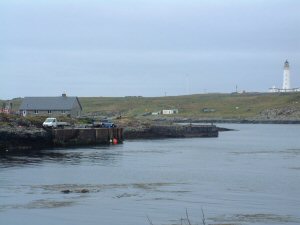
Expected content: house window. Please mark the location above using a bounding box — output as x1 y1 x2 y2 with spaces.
61 110 66 114
48 110 52 114
34 110 39 114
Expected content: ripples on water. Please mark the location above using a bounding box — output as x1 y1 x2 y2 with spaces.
0 146 123 168
0 124 300 225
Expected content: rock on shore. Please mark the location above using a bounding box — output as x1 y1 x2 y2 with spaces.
0 126 52 151
124 124 218 139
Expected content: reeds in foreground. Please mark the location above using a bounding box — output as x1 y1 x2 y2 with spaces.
147 208 206 225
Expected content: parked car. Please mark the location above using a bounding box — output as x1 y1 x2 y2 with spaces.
92 119 116 128
43 118 70 128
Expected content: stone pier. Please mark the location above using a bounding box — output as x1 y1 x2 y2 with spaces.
52 128 124 146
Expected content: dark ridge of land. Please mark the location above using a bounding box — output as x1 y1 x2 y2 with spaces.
0 114 219 151
124 124 219 139
0 124 219 151
152 117 300 124
0 126 52 151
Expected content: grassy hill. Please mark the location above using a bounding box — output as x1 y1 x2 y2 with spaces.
2 92 300 121
79 92 300 120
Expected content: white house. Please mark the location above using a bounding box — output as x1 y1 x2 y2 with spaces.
161 109 179 115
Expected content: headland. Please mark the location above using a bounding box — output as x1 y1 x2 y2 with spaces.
1 92 300 150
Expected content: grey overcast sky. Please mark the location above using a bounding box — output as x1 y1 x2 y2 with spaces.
1 0 299 99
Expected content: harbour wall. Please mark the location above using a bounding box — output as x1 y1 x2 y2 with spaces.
1 125 218 151
53 128 124 146
0 127 124 151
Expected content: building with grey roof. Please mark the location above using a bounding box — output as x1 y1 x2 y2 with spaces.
19 93 82 117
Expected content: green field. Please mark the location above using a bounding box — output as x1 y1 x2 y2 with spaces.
79 92 300 120
2 92 300 120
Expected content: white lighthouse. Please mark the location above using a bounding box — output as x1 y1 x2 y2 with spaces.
282 60 291 90
269 60 300 93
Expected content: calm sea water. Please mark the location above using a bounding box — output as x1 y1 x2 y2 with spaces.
0 124 300 225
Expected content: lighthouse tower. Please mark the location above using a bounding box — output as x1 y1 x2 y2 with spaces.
282 60 291 90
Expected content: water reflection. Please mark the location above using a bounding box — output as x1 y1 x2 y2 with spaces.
0 146 123 168
0 198 78 211
0 182 184 212
1 124 300 225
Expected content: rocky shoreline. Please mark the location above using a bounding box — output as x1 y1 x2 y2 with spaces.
1 112 299 151
191 119 300 124
153 117 300 124
0 126 52 151
0 124 220 151
124 124 219 139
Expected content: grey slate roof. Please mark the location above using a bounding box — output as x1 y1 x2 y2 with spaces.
19 96 82 111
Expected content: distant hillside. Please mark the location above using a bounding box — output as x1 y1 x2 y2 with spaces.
79 92 300 120
3 93 300 121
